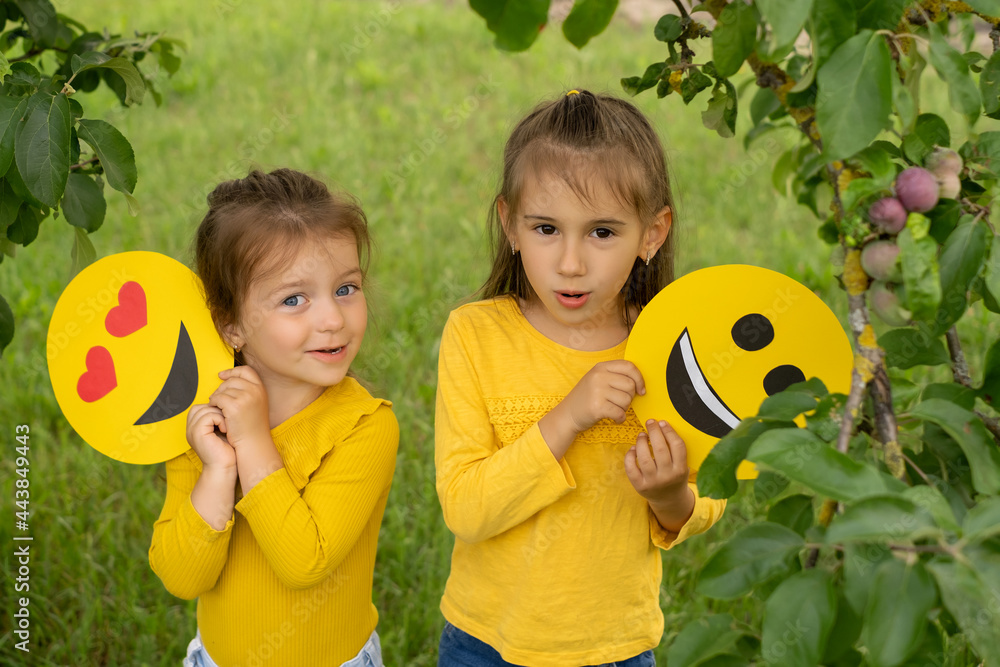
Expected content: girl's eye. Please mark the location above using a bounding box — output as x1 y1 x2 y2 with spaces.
336 284 358 297
592 227 614 239
282 295 304 307
536 224 556 235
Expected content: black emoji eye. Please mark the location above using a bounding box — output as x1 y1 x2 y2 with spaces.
732 313 774 351
764 365 806 396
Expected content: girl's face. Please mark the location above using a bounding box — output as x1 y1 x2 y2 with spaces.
228 234 367 405
503 169 669 351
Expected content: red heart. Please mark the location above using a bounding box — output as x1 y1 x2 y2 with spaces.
105 281 147 337
77 346 117 402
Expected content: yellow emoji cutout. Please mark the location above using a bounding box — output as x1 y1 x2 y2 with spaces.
626 264 852 479
47 251 233 464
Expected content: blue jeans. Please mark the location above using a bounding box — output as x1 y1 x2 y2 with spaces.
438 622 656 667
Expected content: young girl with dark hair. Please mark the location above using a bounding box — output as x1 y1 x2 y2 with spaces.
435 90 727 667
150 168 398 667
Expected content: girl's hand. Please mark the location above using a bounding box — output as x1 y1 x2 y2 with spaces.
186 403 236 472
539 360 645 461
209 366 271 449
625 419 695 533
563 359 645 432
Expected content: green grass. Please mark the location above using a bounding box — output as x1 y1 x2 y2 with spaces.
0 2 997 665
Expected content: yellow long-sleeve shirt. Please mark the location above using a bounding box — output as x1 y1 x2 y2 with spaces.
149 378 398 667
435 296 727 667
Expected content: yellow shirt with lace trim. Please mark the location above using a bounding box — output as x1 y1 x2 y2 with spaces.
435 296 727 667
149 378 398 667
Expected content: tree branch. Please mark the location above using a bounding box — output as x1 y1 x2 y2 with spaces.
670 0 690 20
69 157 99 171
975 409 1000 444
946 326 973 387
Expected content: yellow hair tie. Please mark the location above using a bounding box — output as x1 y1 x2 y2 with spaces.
567 90 580 96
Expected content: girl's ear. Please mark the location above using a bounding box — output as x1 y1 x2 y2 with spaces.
222 322 244 351
498 197 516 250
641 205 672 259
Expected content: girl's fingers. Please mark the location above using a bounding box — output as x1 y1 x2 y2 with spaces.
606 360 646 397
219 365 262 385
646 419 674 467
659 420 688 469
635 432 656 475
624 446 643 485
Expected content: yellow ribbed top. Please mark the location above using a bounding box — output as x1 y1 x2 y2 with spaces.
149 378 398 666
435 296 727 667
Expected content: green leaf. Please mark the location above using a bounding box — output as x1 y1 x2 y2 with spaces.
654 14 683 42
927 22 981 120
762 570 836 667
0 53 9 82
0 95 26 178
893 70 917 132
928 559 1000 664
702 82 737 138
758 390 819 420
562 0 617 48
747 428 906 501
61 173 106 233
754 470 790 504
766 494 814 536
76 119 137 195
910 399 1000 495
901 484 961 534
922 382 976 410
0 180 21 233
853 144 896 186
863 559 938 667
981 338 1000 404
897 227 941 322
667 614 747 667
982 237 1000 317
902 113 950 164
712 0 758 78
981 51 1000 118
470 0 550 51
0 292 12 355
680 67 714 104
69 226 95 278
879 328 950 369
963 496 1000 541
932 219 989 335
816 31 893 160
698 419 795 499
13 0 70 49
697 523 804 599
841 176 887 215
757 0 814 49
808 0 856 71
13 92 70 208
69 52 146 106
826 495 937 543
6 204 40 246
855 0 907 31
843 543 894 616
965 0 1000 15
621 62 667 96
750 87 782 127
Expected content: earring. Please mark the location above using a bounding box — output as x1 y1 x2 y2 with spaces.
233 344 242 354
511 241 517 256
645 251 652 266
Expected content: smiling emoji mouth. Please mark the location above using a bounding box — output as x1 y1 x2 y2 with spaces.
666 328 742 438
134 322 199 425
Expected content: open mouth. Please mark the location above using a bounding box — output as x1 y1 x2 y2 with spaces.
665 328 741 437
134 322 199 425
556 292 589 308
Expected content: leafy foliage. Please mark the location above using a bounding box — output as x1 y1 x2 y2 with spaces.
470 0 1000 663
0 0 182 354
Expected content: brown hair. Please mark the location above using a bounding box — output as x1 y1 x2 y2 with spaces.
479 89 675 328
194 168 371 362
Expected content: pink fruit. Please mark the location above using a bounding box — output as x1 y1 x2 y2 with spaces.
925 147 963 177
895 167 939 213
937 172 961 200
868 197 907 234
869 281 911 327
860 240 902 282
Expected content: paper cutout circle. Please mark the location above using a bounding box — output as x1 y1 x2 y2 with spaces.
47 251 233 464
626 264 852 479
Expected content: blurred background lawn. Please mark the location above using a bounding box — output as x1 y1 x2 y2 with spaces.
0 1 996 665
